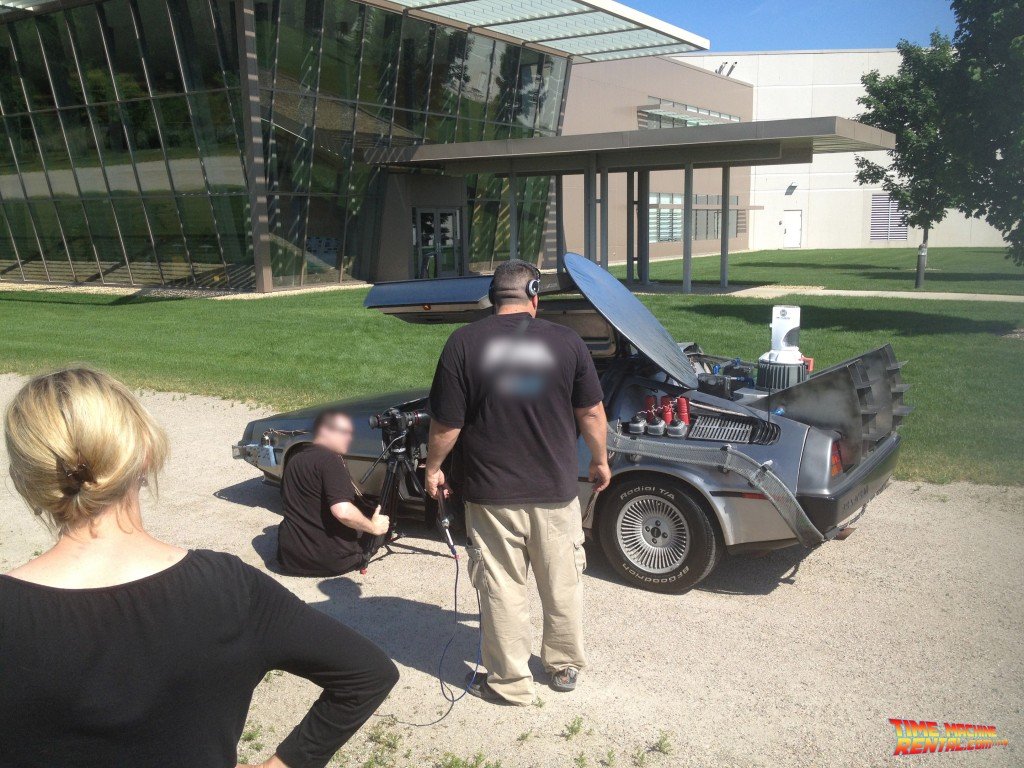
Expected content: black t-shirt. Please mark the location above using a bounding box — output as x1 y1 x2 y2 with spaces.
429 312 604 504
278 444 364 577
0 549 399 768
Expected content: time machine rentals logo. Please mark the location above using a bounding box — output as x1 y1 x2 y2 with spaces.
889 719 1009 756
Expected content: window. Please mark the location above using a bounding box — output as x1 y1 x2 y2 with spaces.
870 194 908 240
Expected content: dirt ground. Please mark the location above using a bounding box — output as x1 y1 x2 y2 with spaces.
1 372 1021 768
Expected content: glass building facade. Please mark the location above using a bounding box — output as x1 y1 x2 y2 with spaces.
0 0 568 290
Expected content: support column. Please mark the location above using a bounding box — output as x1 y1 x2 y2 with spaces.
236 0 272 292
720 166 730 290
637 170 650 285
555 174 565 272
683 164 693 294
599 167 609 269
625 170 635 283
584 156 597 261
508 171 518 260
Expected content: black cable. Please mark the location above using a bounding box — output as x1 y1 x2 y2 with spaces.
373 542 483 728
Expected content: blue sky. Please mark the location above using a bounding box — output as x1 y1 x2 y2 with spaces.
630 0 955 52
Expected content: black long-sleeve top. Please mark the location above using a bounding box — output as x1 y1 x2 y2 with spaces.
0 549 399 768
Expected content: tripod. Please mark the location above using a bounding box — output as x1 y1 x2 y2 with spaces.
358 432 424 574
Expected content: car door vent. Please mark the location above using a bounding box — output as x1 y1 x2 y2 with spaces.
687 415 754 443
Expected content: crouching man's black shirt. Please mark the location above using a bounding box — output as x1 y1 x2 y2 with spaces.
278 444 364 576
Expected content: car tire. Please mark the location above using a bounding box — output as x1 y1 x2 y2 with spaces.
597 475 722 594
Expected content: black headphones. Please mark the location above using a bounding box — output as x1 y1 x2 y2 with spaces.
488 264 541 306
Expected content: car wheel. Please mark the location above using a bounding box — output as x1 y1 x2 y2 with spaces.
597 475 722 594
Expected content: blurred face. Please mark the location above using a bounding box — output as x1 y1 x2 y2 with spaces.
317 413 354 454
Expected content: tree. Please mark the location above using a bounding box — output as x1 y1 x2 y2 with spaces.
855 34 960 288
944 0 1024 265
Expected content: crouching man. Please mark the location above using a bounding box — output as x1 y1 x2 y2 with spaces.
424 259 611 706
277 409 390 577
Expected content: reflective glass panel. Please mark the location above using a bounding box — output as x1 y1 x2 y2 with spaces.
29 201 71 272
145 195 192 279
488 41 520 126
61 107 107 197
189 90 245 193
319 0 362 101
151 96 205 193
81 197 129 277
109 195 158 270
64 6 118 105
8 20 55 110
135 0 186 95
0 118 25 199
458 33 494 125
0 28 29 114
395 16 432 116
428 28 466 117
358 6 401 107
94 1 150 101
210 0 239 86
38 14 85 109
536 54 566 135
275 0 324 93
178 194 228 286
167 0 231 91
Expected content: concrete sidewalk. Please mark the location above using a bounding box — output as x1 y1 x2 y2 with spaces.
726 284 1024 303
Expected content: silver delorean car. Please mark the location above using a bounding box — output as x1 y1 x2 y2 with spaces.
233 253 908 593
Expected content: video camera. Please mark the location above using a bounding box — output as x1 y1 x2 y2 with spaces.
367 407 430 436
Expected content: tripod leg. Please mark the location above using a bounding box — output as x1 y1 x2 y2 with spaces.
362 459 399 574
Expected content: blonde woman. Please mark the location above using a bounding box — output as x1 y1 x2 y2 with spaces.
0 368 398 768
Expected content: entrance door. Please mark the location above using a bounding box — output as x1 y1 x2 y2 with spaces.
783 209 802 248
415 208 461 278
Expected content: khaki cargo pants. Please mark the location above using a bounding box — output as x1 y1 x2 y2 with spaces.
464 498 588 705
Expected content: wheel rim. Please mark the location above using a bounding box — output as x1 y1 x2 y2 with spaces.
616 494 690 574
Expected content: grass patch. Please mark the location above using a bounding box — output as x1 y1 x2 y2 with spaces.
610 247 1024 295
0 285 1021 485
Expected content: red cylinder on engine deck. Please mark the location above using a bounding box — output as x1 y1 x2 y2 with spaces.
676 397 691 425
661 404 673 424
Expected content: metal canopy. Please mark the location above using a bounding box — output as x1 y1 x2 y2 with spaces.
372 0 708 60
368 116 896 176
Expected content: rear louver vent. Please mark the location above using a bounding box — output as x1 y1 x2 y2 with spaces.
688 415 753 443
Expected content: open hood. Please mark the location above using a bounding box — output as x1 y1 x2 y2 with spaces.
563 253 698 390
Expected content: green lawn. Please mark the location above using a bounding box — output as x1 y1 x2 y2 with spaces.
1 286 1021 485
610 247 1024 295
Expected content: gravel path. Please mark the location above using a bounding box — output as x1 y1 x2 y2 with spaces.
1 373 1020 768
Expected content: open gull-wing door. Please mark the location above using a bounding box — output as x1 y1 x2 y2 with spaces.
364 272 572 324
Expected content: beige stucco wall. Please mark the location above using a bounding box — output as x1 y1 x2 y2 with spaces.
557 58 754 264
679 49 1008 251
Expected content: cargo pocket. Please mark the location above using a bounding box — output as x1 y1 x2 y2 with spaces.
572 534 587 579
465 545 488 595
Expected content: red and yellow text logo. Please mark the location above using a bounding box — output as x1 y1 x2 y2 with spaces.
889 719 1009 755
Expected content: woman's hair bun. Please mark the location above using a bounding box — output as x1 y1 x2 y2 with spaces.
4 368 168 531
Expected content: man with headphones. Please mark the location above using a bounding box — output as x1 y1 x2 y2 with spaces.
424 259 610 706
